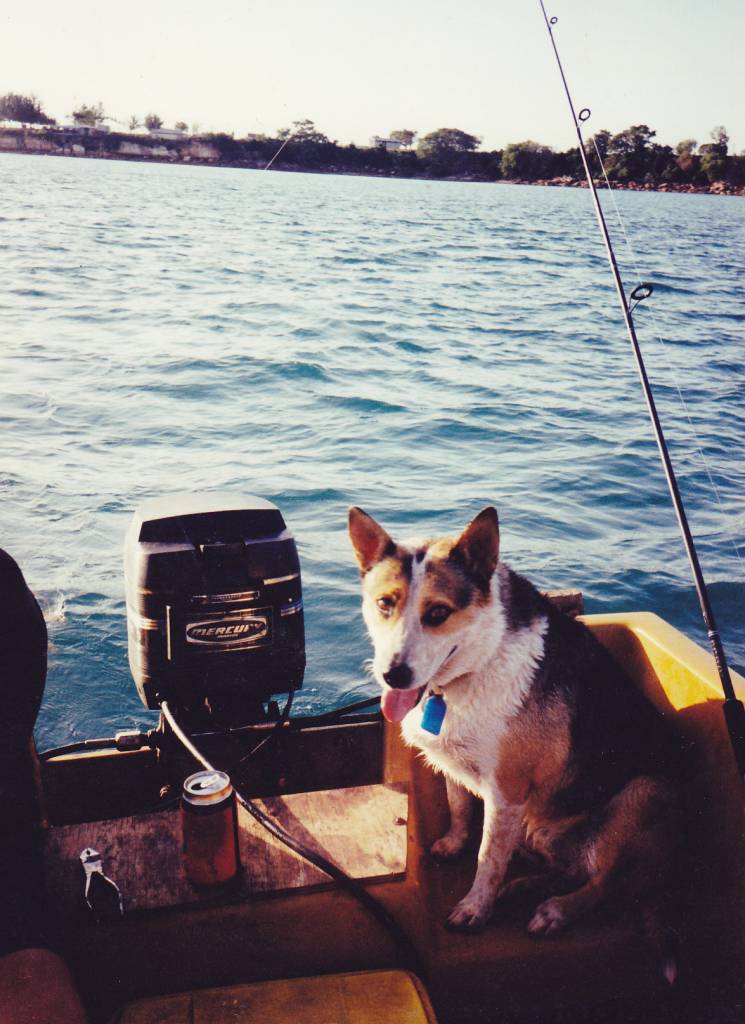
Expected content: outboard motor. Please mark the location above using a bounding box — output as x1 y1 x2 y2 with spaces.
124 493 305 723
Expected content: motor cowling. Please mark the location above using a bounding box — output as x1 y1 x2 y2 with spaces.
124 493 305 714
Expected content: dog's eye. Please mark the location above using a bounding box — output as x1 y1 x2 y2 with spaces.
376 595 396 617
423 604 452 627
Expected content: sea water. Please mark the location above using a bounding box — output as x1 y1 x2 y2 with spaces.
1 152 743 748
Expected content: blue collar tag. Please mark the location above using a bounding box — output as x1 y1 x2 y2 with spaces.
421 693 447 735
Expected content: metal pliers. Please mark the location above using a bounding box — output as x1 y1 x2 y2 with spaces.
79 847 124 921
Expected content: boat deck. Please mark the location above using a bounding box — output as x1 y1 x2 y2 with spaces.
39 614 745 1023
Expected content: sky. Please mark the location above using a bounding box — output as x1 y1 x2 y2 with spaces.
1 0 743 154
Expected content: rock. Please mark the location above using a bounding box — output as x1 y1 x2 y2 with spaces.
24 136 57 153
183 142 219 161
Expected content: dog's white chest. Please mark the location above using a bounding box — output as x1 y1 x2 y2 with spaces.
401 695 504 798
400 641 542 800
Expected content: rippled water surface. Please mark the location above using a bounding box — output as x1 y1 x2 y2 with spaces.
1 152 743 747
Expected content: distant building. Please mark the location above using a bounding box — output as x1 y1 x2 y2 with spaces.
371 136 403 152
148 127 187 141
66 122 110 135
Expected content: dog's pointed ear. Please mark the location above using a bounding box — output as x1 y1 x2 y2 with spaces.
451 507 500 593
348 507 395 574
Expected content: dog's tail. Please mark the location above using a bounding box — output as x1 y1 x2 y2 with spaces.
640 898 679 985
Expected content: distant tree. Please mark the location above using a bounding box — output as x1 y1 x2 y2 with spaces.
276 119 330 144
174 121 188 132
710 125 729 152
584 128 611 175
698 148 724 183
417 128 480 159
605 124 656 181
198 132 244 160
727 152 745 188
0 92 55 126
144 113 163 131
501 140 555 179
553 145 583 178
674 138 697 176
71 102 106 127
390 128 416 147
588 129 611 160
697 125 729 182
415 129 481 177
468 148 503 180
127 115 141 131
675 138 697 159
647 143 676 182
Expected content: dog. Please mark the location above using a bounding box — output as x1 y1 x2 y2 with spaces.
349 505 684 979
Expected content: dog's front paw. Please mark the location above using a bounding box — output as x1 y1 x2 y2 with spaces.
527 897 568 936
445 893 492 933
430 830 468 861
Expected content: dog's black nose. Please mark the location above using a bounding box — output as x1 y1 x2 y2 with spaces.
383 663 413 689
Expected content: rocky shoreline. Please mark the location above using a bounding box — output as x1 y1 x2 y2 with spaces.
1 128 742 197
520 174 742 196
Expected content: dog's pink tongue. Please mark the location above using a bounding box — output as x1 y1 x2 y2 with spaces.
380 686 420 723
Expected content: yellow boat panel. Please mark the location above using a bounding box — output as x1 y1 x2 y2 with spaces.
113 970 438 1024
582 611 745 711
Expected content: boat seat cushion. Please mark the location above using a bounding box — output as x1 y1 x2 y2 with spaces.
113 969 438 1023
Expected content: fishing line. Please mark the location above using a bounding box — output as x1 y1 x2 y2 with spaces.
264 135 293 171
538 0 745 778
586 134 745 575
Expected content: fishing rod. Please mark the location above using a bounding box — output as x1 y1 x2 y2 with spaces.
538 1 745 778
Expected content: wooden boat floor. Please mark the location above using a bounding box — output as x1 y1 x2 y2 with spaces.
50 758 661 1023
44 783 408 915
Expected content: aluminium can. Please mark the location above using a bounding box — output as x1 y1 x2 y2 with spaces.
181 769 241 887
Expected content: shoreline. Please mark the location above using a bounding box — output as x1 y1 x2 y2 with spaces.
1 129 742 197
